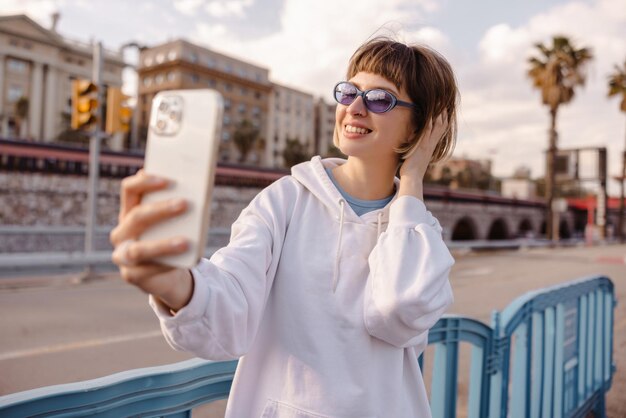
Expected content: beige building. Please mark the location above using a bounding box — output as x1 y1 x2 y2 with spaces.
137 39 272 165
267 82 315 167
314 98 336 157
0 14 125 144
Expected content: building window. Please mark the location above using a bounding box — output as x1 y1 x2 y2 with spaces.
155 53 165 64
7 58 28 73
7 85 23 103
222 131 230 141
207 79 217 88
143 76 152 87
224 63 233 73
256 73 263 82
190 52 199 63
240 87 248 96
255 91 262 100
143 56 153 67
168 50 178 61
206 57 215 68
238 103 246 113
167 71 176 82
224 83 233 92
191 73 199 83
155 74 164 84
224 115 231 125
237 68 246 78
224 99 231 110
252 106 260 116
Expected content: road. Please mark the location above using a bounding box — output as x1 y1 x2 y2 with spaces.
1 244 625 417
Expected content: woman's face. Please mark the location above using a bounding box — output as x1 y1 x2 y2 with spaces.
334 71 414 163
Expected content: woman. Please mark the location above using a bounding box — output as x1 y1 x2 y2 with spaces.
111 37 459 417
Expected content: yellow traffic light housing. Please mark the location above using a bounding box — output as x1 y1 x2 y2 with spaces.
106 87 132 134
71 79 98 130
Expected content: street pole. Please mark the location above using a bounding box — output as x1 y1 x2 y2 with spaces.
82 41 103 279
618 118 626 242
546 127 558 242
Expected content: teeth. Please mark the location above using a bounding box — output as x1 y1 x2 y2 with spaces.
346 125 370 134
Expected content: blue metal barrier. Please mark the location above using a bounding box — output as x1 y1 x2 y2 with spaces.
0 276 616 418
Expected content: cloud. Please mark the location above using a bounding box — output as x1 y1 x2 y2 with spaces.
457 0 626 195
173 0 204 16
190 0 441 98
205 0 254 18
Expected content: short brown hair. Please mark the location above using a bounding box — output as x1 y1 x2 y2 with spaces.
338 37 459 164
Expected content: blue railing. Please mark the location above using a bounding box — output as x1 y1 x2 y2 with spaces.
0 275 616 418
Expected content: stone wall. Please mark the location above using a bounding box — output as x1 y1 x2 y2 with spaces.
0 172 262 252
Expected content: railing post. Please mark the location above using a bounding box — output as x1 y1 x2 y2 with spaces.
488 310 503 418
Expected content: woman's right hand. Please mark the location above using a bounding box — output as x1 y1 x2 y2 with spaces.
110 170 194 311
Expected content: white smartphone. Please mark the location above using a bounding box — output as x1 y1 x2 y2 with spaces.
140 89 223 269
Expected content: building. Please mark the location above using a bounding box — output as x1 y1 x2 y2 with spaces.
314 98 336 157
0 14 125 144
266 82 315 167
137 39 272 165
429 157 493 189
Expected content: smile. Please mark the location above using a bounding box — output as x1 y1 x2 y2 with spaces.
344 125 372 135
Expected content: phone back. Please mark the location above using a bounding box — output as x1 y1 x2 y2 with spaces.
141 89 223 269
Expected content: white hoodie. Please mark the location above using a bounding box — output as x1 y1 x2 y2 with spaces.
150 156 455 418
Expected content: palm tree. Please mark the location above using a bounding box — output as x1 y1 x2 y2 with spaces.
608 59 626 241
527 35 593 240
233 119 259 163
14 96 29 138
282 137 310 168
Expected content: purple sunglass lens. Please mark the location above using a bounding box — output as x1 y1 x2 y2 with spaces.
364 90 393 113
335 83 357 105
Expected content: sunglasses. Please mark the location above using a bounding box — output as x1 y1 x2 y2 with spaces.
333 81 416 114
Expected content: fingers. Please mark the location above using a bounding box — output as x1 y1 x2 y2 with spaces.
112 236 189 267
119 264 175 287
119 170 170 222
110 198 187 245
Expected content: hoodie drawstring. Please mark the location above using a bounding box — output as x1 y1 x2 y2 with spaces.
332 199 345 293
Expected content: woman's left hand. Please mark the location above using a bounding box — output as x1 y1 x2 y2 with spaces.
397 112 449 200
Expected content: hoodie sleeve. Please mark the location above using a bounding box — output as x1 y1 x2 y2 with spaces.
149 178 294 361
363 195 454 349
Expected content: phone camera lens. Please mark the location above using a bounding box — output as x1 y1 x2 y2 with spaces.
156 119 167 131
158 101 169 112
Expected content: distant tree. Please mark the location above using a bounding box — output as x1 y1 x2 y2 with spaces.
607 59 626 240
439 166 453 186
456 166 475 189
527 35 593 239
14 96 29 138
282 138 311 168
233 119 259 163
55 111 89 145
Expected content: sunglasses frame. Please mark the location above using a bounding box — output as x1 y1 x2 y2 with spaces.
333 81 416 114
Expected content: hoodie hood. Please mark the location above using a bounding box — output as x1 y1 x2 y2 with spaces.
291 156 399 224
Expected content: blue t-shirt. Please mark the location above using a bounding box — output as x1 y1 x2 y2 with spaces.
325 167 394 216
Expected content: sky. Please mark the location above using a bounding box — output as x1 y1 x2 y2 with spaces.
2 0 626 195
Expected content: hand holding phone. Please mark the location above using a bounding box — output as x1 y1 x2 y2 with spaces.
139 89 224 269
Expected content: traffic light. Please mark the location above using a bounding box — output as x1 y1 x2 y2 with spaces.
106 87 132 134
71 79 98 130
